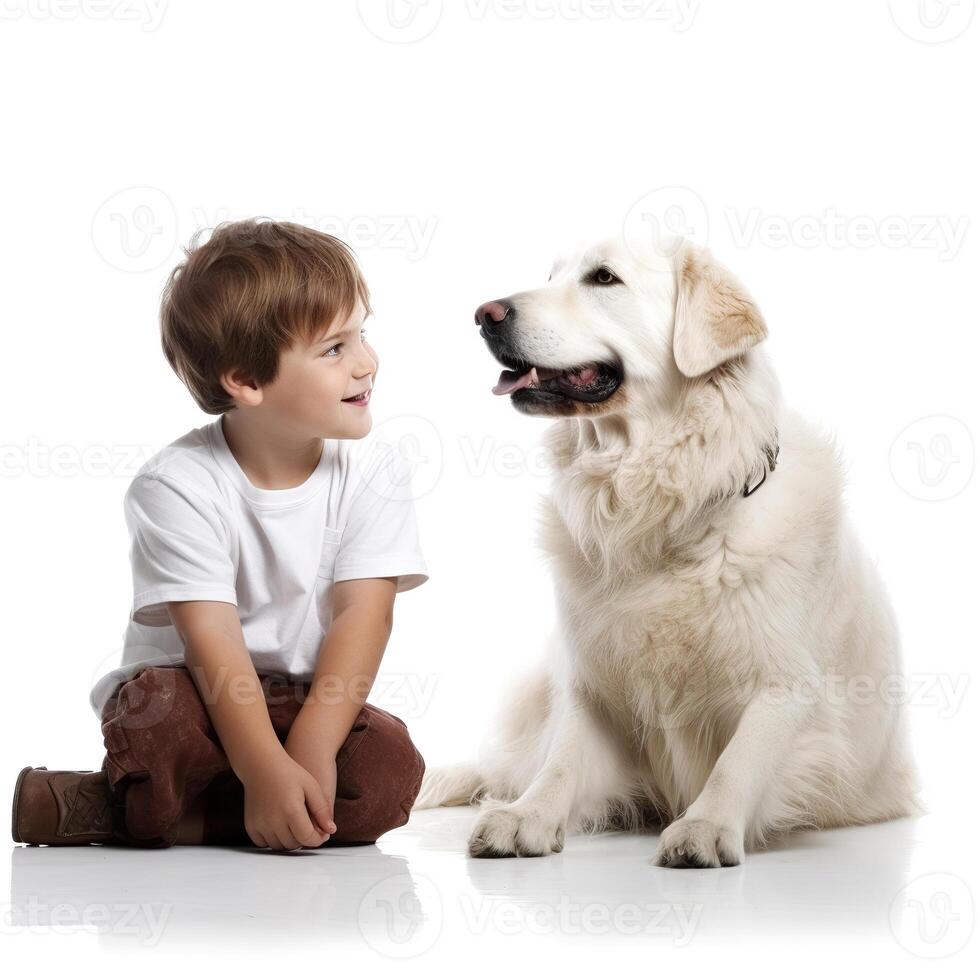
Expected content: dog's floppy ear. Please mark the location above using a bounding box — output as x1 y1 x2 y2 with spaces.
672 246 767 378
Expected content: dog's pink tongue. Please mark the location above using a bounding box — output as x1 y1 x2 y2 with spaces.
492 366 538 396
566 365 598 386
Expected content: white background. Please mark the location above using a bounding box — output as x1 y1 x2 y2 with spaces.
1 0 978 974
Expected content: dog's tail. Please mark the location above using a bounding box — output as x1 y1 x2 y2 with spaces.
414 762 485 810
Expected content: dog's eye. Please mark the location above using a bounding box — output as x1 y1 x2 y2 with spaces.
587 266 622 286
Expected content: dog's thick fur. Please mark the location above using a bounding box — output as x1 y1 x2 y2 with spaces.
417 233 922 867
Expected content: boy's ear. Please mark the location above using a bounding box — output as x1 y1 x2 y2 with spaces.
219 367 263 406
672 245 767 378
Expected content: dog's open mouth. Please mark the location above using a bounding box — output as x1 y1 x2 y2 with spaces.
491 360 622 403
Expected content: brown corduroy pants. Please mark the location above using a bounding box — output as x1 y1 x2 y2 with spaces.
98 665 425 848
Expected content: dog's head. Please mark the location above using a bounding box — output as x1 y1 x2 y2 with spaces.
475 234 767 418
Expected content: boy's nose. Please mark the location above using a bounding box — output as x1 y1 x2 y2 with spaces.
474 300 511 337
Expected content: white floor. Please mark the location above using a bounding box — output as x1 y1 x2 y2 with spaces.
3 807 975 975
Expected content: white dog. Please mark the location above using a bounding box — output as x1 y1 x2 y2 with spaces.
417 232 922 867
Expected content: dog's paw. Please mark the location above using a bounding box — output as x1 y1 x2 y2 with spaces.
652 818 744 869
468 804 566 858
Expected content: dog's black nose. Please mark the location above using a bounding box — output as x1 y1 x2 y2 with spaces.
475 300 512 337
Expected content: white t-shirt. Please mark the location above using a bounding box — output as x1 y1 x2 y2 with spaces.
89 417 429 717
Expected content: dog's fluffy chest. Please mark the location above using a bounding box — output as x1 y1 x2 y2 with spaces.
558 551 766 692
543 497 776 740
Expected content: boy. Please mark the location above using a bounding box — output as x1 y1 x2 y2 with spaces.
12 220 429 851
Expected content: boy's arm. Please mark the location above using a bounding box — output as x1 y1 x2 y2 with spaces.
167 599 285 782
290 576 398 754
167 599 336 848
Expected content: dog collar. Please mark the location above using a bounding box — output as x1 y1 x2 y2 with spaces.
742 430 779 498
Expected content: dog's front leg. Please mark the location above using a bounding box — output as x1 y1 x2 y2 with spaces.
653 691 809 868
468 690 620 858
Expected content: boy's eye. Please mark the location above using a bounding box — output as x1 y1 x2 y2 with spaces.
322 327 368 358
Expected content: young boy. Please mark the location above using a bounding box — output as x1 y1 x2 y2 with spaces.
12 220 429 851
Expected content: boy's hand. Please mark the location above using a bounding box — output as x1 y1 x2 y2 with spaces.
240 751 336 850
284 711 339 833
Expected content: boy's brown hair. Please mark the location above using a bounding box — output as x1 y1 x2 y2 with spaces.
160 219 371 415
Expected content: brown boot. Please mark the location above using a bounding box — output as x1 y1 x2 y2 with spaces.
12 766 115 845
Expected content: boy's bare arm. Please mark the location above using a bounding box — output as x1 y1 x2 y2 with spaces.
282 577 397 809
297 576 398 751
167 600 283 780
167 600 335 849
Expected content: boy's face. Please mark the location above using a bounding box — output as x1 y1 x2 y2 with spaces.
261 300 378 440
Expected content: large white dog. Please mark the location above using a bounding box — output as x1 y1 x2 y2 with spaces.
416 233 921 867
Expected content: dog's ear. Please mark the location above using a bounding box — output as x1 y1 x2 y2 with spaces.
672 246 767 378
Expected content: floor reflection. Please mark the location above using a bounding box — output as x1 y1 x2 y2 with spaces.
7 807 932 952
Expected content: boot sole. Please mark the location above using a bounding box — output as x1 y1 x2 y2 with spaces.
11 765 45 845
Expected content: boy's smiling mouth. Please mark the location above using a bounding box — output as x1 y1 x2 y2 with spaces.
342 388 372 406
